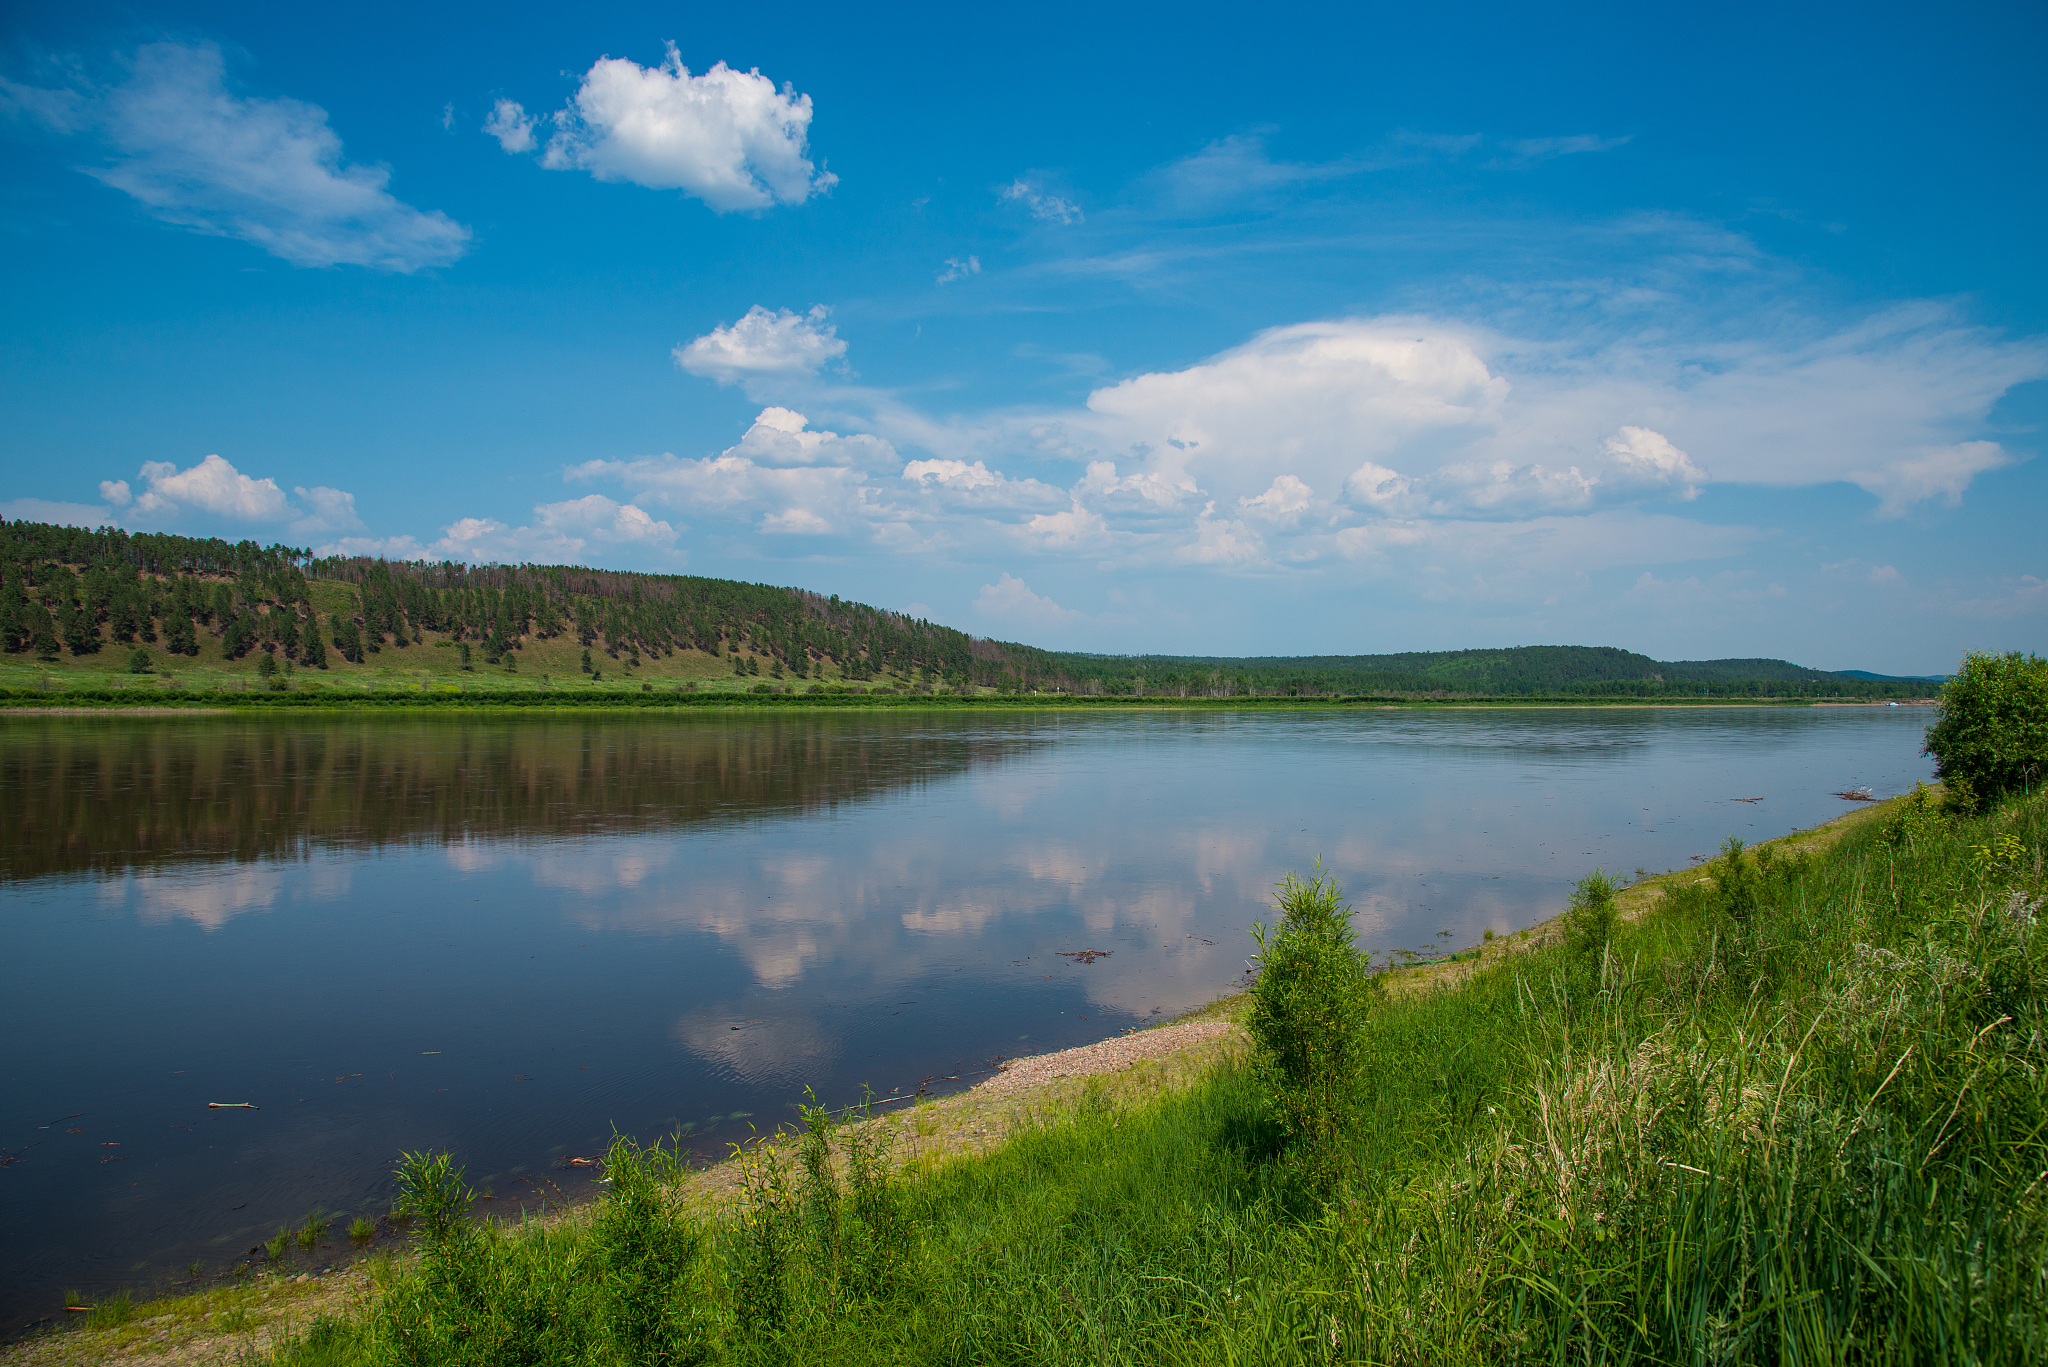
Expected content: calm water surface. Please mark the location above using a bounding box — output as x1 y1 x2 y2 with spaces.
0 706 1933 1326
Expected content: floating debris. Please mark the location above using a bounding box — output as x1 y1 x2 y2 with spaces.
1057 950 1112 964
207 1102 259 1110
1833 787 1878 802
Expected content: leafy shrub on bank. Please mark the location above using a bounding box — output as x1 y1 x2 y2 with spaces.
1925 649 2048 811
1243 865 1376 1195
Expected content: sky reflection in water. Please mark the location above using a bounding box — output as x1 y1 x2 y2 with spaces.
0 707 1933 1324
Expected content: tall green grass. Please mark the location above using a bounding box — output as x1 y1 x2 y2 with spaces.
276 793 2048 1364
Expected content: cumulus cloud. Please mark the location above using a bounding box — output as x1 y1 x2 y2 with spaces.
937 254 980 283
288 485 366 537
973 574 1082 630
1847 440 2012 518
725 406 896 468
674 305 846 388
482 98 535 153
998 179 1082 224
4 41 468 271
529 45 835 211
11 454 375 540
133 453 290 520
1237 474 1315 525
570 409 893 539
393 497 679 565
903 458 1001 491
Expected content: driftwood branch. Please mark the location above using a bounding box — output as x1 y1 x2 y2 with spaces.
207 1102 259 1109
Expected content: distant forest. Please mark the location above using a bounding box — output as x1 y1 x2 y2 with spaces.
0 519 1936 698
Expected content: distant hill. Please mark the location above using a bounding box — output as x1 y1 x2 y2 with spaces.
1043 645 1936 699
1830 669 1951 682
0 518 1940 699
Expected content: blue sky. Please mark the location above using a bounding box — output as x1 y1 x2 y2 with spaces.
2 1 2043 673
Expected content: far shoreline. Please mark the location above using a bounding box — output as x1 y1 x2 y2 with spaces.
0 692 1939 715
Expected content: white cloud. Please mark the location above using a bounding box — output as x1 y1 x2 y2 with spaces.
1237 474 1315 525
533 494 678 545
571 409 891 539
1020 502 1110 550
406 498 677 565
998 179 1082 224
674 305 846 388
725 407 896 468
1847 440 2012 518
98 479 131 506
482 98 534 153
133 453 290 520
6 41 468 271
937 254 980 283
903 458 1001 491
534 45 834 211
973 574 1082 630
289 485 366 537
1175 503 1266 566
1600 426 1706 499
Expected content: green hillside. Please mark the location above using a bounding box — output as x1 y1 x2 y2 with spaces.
1045 645 1929 699
0 520 1930 700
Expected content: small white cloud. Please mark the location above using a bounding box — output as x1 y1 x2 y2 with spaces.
998 179 1082 224
674 305 846 386
441 102 454 132
760 506 833 534
538 44 835 211
974 573 1082 629
1848 440 2012 517
288 485 366 537
533 494 678 545
1175 502 1265 566
1599 426 1705 499
482 98 535 153
98 479 132 506
7 42 469 271
937 254 980 283
1237 474 1314 524
903 458 1001 490
1020 502 1110 549
133 453 290 520
726 407 896 468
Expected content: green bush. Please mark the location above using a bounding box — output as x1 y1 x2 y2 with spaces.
1925 650 2048 811
1244 865 1373 1195
1563 868 1620 955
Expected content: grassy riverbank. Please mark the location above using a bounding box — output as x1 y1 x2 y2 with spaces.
17 785 2035 1365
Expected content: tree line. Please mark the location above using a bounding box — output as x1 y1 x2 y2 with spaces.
0 519 1935 698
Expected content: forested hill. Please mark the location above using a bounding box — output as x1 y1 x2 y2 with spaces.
1037 646 1932 698
0 519 1931 698
0 519 1064 690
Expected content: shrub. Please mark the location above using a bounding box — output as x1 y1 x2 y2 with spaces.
1563 868 1620 955
1244 864 1373 1195
1924 650 2048 811
127 647 152 674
